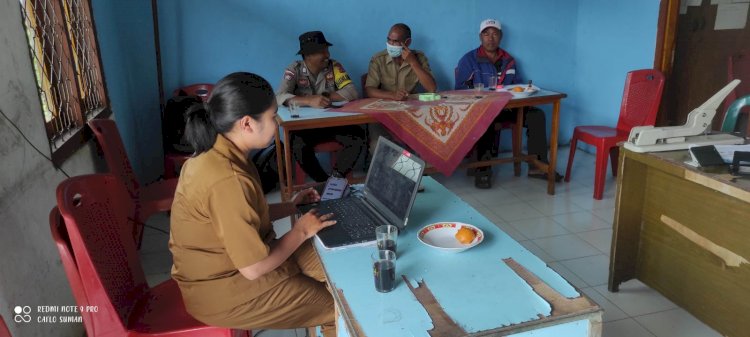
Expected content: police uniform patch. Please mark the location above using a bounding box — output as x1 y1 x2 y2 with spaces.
298 78 309 87
325 72 334 81
333 62 352 90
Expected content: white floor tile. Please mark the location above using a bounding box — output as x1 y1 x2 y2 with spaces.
489 219 528 242
576 228 614 255
592 207 616 225
634 308 722 337
602 318 656 337
254 329 303 337
593 280 677 317
531 234 601 261
145 272 171 287
579 287 628 323
560 254 610 287
507 217 570 240
487 202 545 222
527 195 586 216
518 240 555 263
552 210 611 233
548 262 588 290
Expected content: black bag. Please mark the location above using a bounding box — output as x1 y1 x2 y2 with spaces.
252 142 284 194
163 95 202 153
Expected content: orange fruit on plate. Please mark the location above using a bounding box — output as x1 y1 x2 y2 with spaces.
455 226 476 245
511 86 525 92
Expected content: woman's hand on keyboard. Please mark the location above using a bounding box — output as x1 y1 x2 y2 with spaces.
294 209 337 239
293 187 320 206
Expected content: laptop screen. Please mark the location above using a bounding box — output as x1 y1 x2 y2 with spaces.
363 138 424 227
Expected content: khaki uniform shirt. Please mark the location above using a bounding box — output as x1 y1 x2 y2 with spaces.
169 134 299 317
365 50 433 94
275 59 358 105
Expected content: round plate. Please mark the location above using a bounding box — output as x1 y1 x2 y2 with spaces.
417 222 484 253
500 84 540 98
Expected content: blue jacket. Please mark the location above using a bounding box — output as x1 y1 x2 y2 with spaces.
455 47 519 90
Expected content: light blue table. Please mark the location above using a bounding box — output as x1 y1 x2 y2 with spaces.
315 177 602 337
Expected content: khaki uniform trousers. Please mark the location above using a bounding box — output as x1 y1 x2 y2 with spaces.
200 240 336 337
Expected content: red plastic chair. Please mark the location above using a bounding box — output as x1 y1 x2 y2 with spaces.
88 119 178 247
54 174 250 337
564 69 665 199
1 315 11 337
173 83 214 102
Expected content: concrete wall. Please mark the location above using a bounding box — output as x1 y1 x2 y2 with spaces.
0 0 100 335
92 0 163 184
155 0 658 145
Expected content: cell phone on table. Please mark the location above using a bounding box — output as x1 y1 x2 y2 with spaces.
320 175 348 201
689 145 726 167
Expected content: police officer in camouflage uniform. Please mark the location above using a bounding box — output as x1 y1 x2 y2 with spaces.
276 31 366 182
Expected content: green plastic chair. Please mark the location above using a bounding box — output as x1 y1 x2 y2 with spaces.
721 95 750 133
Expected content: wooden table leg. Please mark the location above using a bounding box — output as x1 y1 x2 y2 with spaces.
283 128 294 202
274 127 288 201
547 100 561 195
513 108 523 176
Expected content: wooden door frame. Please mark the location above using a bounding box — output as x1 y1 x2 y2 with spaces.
654 0 680 76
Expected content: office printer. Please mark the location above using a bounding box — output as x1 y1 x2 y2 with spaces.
624 80 744 153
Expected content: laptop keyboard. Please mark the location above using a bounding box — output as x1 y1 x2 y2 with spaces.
317 198 378 240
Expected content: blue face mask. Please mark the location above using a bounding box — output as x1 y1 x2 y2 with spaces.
386 42 402 58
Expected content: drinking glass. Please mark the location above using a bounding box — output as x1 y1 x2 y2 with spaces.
376 225 398 257
372 250 396 292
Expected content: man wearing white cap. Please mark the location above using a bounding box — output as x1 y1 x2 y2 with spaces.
455 19 561 189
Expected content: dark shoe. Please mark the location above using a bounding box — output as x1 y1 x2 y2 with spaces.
528 170 563 182
475 168 492 189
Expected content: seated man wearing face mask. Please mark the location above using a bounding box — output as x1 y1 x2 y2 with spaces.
364 23 436 100
277 31 366 182
364 23 437 152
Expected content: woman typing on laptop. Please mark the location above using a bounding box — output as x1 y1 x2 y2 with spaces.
169 72 338 336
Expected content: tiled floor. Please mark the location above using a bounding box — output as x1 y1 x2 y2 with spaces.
140 146 722 337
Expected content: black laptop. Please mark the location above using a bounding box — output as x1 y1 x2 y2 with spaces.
300 137 425 249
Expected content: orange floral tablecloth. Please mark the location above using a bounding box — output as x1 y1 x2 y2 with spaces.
334 91 512 176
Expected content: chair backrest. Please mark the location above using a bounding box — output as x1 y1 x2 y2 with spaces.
0 315 11 337
173 83 214 102
616 69 665 132
49 207 96 335
88 119 140 199
56 174 148 336
360 74 368 98
726 49 749 113
721 95 750 133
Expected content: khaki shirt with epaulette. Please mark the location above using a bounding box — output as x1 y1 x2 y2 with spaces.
169 134 300 318
276 59 358 106
365 49 433 94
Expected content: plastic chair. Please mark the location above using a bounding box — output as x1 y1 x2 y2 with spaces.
721 95 750 134
173 83 214 102
0 315 11 337
564 69 665 200
54 174 250 337
88 119 178 247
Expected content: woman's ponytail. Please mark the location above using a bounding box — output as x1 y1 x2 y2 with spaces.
184 103 217 154
184 72 275 155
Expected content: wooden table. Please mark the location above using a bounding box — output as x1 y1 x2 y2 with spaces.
609 147 750 337
317 177 601 337
273 90 567 201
